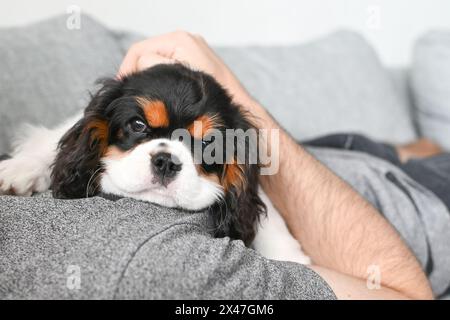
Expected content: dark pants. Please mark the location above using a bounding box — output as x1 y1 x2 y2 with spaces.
304 134 450 210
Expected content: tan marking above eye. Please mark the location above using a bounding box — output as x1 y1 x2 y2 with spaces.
136 97 169 128
187 114 222 139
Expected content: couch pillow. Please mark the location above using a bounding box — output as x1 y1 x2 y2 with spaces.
216 31 417 144
0 15 125 153
412 31 450 151
0 20 417 153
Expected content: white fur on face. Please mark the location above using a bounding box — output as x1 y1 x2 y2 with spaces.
100 138 223 210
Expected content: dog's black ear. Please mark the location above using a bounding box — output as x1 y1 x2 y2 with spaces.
208 103 267 245
51 79 122 199
51 115 108 198
210 162 266 246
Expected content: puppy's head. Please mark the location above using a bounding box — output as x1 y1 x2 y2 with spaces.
51 64 265 244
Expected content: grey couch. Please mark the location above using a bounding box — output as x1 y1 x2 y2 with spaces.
0 15 441 153
1 14 449 299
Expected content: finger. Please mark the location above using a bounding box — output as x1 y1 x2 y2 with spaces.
117 40 159 78
117 31 195 78
139 31 195 58
117 35 175 78
136 53 176 72
117 51 138 79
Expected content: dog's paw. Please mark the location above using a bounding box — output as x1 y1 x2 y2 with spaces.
0 156 51 196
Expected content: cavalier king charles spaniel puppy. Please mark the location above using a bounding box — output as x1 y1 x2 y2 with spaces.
0 64 310 264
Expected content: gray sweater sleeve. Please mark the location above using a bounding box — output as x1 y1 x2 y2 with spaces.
0 193 335 300
114 223 336 299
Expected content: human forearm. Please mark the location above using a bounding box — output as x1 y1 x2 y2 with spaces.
236 94 432 299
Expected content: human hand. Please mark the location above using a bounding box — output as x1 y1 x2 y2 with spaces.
118 31 252 105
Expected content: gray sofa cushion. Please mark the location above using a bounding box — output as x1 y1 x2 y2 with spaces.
0 16 417 154
116 31 418 144
388 68 416 128
216 31 417 144
0 15 125 153
118 31 419 144
412 31 450 151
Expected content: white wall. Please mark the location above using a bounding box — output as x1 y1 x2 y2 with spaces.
2 0 450 66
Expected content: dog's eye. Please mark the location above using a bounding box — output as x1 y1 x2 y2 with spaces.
202 136 215 148
129 119 147 133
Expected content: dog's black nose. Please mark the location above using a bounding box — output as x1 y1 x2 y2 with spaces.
151 152 182 183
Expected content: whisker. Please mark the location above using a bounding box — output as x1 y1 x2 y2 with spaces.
86 167 103 198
